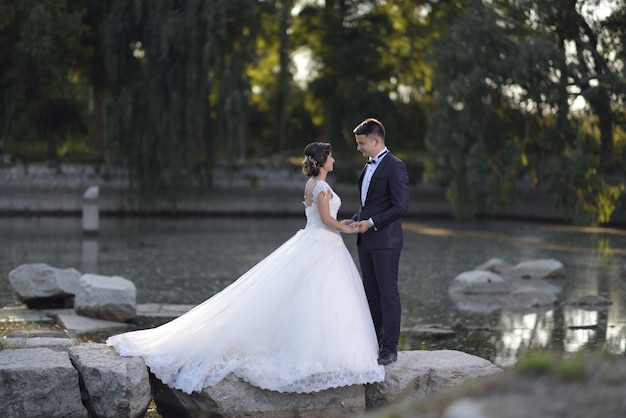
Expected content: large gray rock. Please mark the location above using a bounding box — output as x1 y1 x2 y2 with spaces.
151 372 365 418
0 347 88 418
365 350 502 409
449 271 513 294
150 350 502 417
74 274 137 322
8 263 81 305
69 343 151 418
55 309 131 334
450 258 566 313
510 258 566 280
475 258 513 276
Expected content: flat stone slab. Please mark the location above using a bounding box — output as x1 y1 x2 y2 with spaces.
2 337 74 352
136 303 195 317
55 312 130 334
0 305 54 323
405 325 457 338
0 304 196 336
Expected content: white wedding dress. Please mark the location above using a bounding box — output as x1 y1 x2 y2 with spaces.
107 180 384 394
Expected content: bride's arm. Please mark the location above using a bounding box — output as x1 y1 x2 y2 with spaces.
317 190 356 233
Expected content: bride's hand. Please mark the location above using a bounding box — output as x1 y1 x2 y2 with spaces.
343 223 358 234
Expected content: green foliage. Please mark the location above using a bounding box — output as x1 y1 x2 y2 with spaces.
0 322 30 351
293 1 399 155
515 350 611 381
534 127 624 225
554 356 586 380
0 337 25 350
0 0 89 160
426 0 536 218
246 0 315 156
515 351 585 379
515 351 553 374
1 0 624 223
426 0 626 225
101 0 263 204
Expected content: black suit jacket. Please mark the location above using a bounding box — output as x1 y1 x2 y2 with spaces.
352 153 409 250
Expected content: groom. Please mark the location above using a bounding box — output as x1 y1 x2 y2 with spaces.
347 117 409 365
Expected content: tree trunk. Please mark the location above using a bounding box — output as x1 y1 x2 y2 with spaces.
595 87 614 171
46 132 58 161
92 84 108 161
277 0 292 152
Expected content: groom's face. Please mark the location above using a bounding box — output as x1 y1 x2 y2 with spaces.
355 134 378 158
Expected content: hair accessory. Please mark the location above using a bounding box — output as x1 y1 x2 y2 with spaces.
304 155 317 168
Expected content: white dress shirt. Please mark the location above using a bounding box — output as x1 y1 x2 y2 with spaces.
361 148 389 206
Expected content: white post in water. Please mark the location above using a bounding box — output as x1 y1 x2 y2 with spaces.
82 185 99 235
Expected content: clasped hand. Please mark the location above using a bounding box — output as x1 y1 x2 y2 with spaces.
340 219 370 234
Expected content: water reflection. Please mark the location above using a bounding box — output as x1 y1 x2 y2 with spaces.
495 310 556 367
1 216 625 367
82 238 99 274
396 219 626 366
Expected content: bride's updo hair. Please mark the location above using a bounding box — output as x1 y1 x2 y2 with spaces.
302 142 331 177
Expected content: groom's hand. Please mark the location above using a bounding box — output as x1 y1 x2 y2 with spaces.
354 221 371 233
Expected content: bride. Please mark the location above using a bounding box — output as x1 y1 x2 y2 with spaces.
107 142 385 394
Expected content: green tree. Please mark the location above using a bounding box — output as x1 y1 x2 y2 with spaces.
525 0 626 171
380 0 467 154
81 0 112 160
291 0 466 163
245 0 303 157
0 0 89 160
293 0 399 156
427 0 625 225
101 0 262 203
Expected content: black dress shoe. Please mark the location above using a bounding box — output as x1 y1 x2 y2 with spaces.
378 351 397 365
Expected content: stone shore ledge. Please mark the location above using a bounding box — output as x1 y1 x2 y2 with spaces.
5 161 624 222
1 303 502 418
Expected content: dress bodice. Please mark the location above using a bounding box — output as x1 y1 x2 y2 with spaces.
304 180 341 231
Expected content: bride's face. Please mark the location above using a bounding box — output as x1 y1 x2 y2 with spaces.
323 153 335 172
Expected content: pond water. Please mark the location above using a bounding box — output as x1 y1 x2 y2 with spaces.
1 216 625 368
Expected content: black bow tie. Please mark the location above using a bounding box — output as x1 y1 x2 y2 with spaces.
366 151 388 165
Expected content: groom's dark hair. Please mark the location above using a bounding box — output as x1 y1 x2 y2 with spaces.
353 118 385 140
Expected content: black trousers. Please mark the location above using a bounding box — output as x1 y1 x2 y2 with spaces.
357 247 401 354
